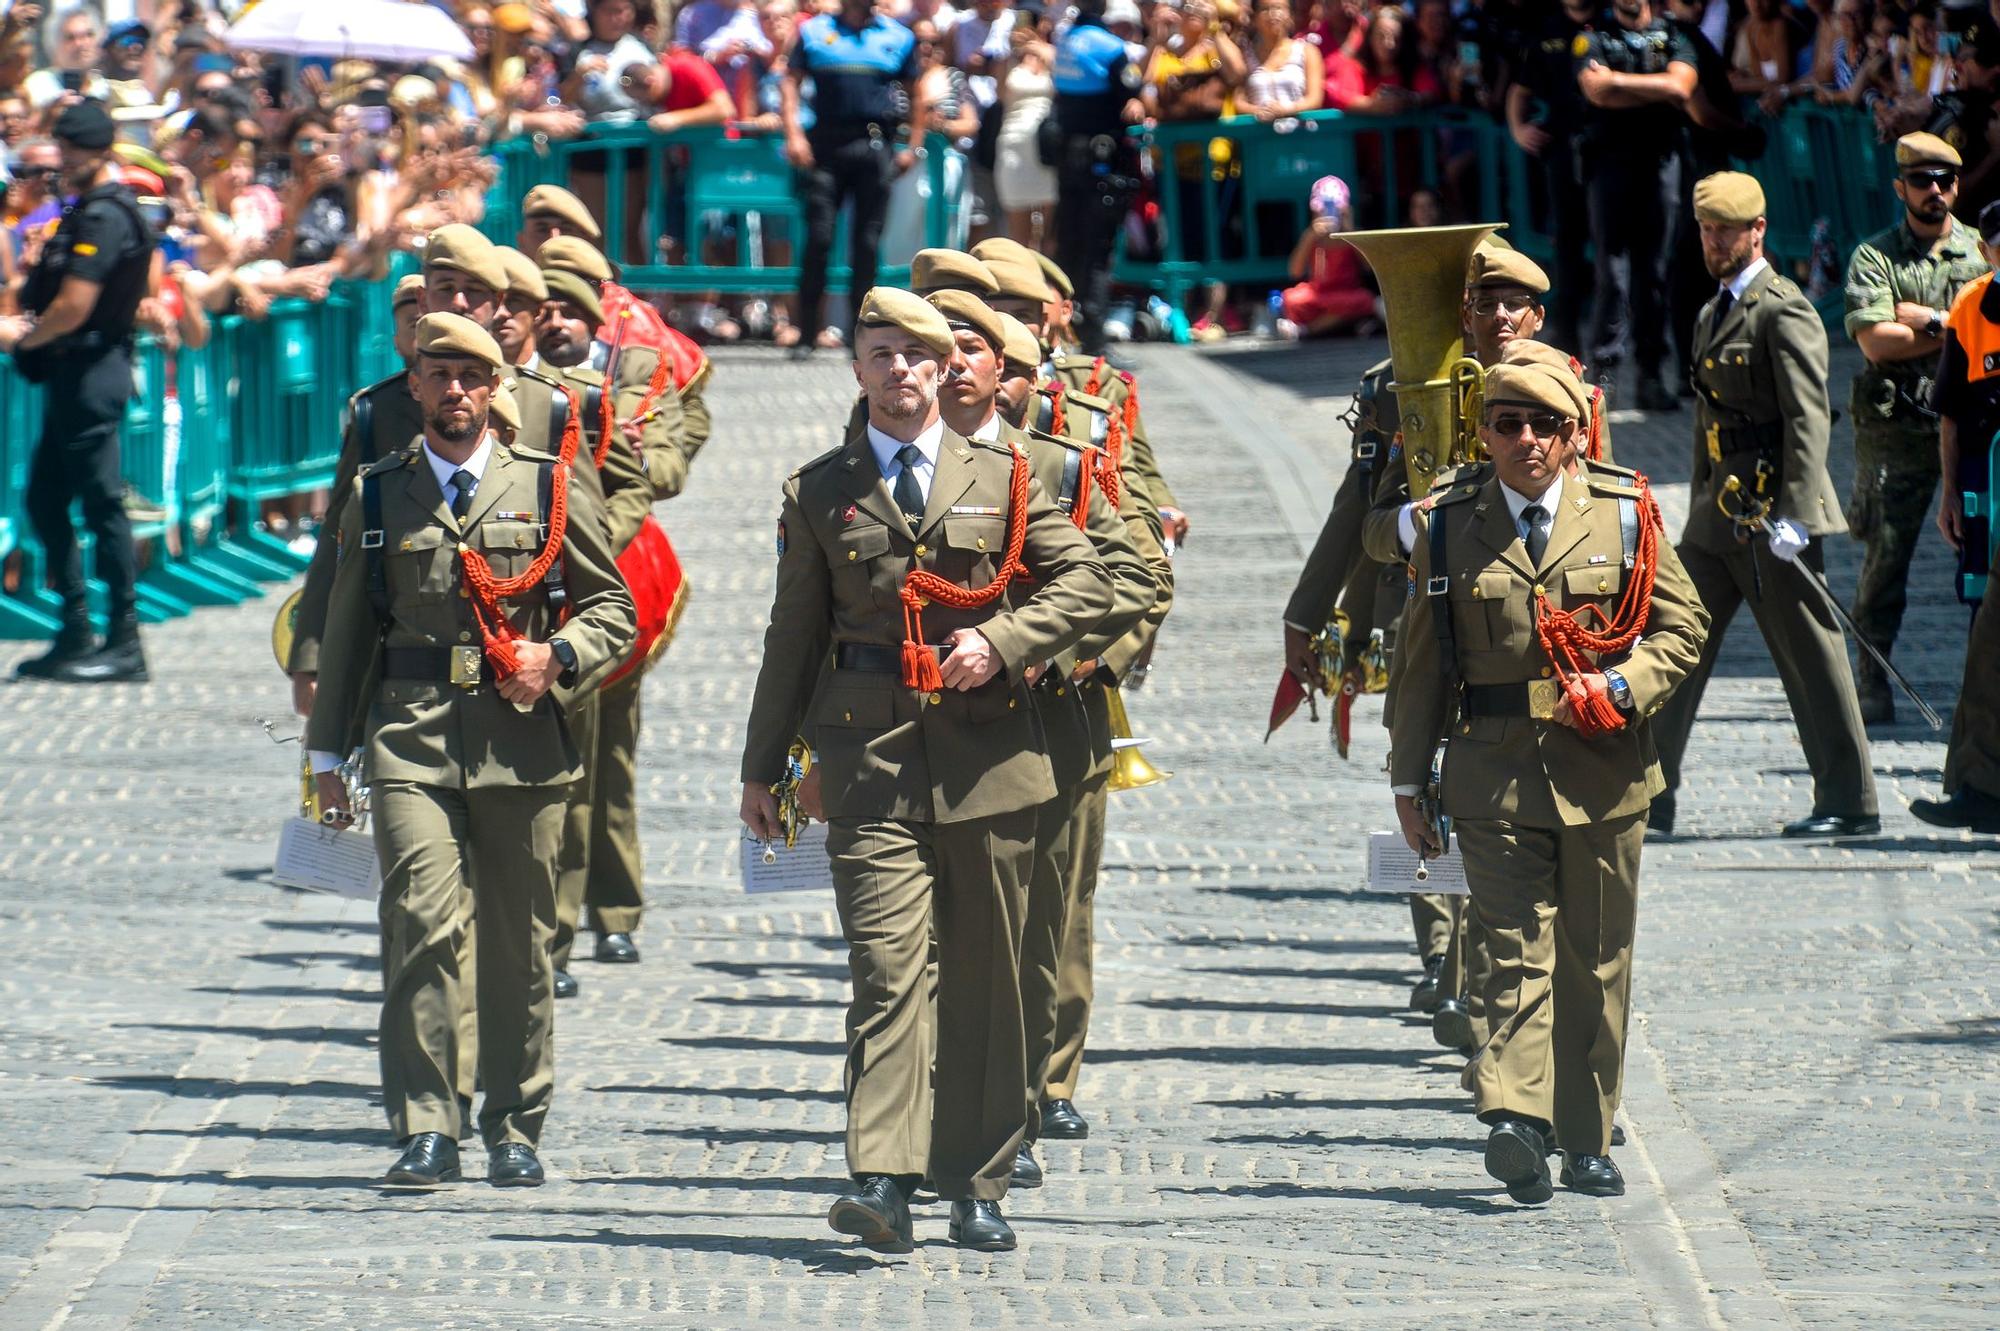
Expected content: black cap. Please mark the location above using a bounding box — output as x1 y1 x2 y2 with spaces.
52 98 116 150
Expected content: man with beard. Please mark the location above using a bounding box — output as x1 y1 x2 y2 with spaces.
740 288 1111 1252
2 99 155 683
306 313 635 1187
1842 133 1988 724
1651 172 1879 839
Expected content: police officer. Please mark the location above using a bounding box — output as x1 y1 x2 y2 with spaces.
1842 132 1986 725
1390 361 1707 1202
740 288 1111 1252
1574 0 1698 412
1507 0 1599 353
1652 172 1881 838
1050 0 1145 354
5 99 157 683
306 313 636 1187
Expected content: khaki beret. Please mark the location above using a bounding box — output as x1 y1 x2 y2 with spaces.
423 223 508 294
1483 361 1588 422
970 236 1042 270
539 235 614 283
995 312 1042 376
415 311 505 370
1468 244 1549 295
1036 252 1074 300
1896 131 1962 170
1692 171 1765 225
541 268 606 326
983 254 1057 303
854 286 954 357
493 246 548 302
392 273 426 311
911 248 1000 296
490 384 521 435
1497 339 1579 375
928 289 1008 356
521 183 603 242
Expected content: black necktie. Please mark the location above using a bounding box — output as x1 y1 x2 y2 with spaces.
450 468 478 520
1522 503 1550 567
892 444 925 526
1711 286 1734 334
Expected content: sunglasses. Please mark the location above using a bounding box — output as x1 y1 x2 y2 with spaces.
1488 411 1565 437
12 165 57 179
1904 168 1957 190
1469 294 1537 317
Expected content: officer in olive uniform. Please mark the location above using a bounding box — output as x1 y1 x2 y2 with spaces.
306 314 636 1188
1842 132 1987 724
491 245 548 367
740 289 1112 1253
5 99 157 684
1390 361 1708 1202
1652 172 1881 839
927 288 1156 1190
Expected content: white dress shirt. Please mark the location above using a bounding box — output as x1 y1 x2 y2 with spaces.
968 412 1002 442
866 417 945 505
1718 256 1768 306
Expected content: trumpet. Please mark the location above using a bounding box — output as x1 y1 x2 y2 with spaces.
1105 684 1170 793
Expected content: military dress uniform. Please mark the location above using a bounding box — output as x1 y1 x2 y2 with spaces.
742 291 1111 1246
306 315 636 1175
1652 173 1880 836
1841 134 1986 719
1390 362 1708 1200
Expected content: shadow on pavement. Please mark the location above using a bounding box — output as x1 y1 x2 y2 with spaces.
192 984 376 1003
1199 1092 1465 1113
128 1123 386 1148
1158 1180 1511 1214
495 1228 900 1273
1882 1017 2000 1045
590 1083 843 1103
661 1035 845 1056
1085 1044 1432 1068
91 1169 389 1191
694 960 852 981
1193 964 1413 987
638 1126 834 1145
243 951 376 971
1132 997 1402 1019
696 994 847 1009
89 1074 377 1100
120 1021 375 1049
1211 1130 1480 1153
1195 883 1384 904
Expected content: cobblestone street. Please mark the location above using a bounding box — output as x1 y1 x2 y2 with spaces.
1 340 1994 1329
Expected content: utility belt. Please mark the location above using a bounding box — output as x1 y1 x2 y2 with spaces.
1462 680 1563 721
834 641 947 673
11 328 131 383
384 645 492 689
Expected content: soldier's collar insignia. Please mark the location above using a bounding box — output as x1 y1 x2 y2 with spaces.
842 504 858 522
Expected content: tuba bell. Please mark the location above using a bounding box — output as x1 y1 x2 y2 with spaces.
271 587 304 672
1104 683 1170 793
1335 223 1500 498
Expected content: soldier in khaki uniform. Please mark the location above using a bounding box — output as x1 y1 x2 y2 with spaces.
927 288 1157 1188
740 289 1112 1253
491 247 547 366
1651 173 1881 839
1841 132 1986 724
306 314 636 1187
1390 361 1708 1202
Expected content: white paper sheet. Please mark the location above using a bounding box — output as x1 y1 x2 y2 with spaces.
272 817 380 898
1366 830 1468 894
739 822 833 894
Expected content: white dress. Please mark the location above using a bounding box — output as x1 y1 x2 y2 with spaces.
995 62 1058 212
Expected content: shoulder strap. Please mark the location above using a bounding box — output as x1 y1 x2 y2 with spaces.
1426 510 1461 707
538 457 569 618
362 467 389 626
584 384 604 445
588 340 610 373
354 391 377 466
548 386 568 452
1619 494 1639 570
1058 445 1083 517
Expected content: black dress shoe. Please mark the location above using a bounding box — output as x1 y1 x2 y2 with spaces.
488 1143 545 1187
594 931 640 963
14 622 96 680
1612 1124 1625 1147
1410 952 1444 1013
553 969 578 999
51 635 148 684
948 1199 1017 1251
1560 1152 1626 1196
1647 791 1676 838
1039 1098 1088 1139
1431 998 1473 1053
1782 812 1880 838
1010 1143 1043 1188
1910 786 2000 834
385 1132 460 1187
828 1175 913 1253
1483 1120 1554 1204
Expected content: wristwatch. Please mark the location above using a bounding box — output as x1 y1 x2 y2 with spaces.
548 637 578 685
1603 668 1633 713
1926 310 1944 340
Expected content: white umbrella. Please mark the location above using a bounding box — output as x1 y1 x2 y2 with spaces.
224 0 474 64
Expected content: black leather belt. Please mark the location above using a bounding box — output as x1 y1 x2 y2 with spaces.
1713 421 1782 455
384 644 491 688
834 642 947 673
1462 680 1561 721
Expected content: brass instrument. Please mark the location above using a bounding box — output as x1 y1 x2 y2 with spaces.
271 587 304 671
764 739 814 862
1336 224 1501 498
1105 684 1170 793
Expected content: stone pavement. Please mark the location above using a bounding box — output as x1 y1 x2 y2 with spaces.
0 339 1994 1331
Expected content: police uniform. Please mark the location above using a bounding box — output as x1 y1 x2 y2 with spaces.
14 99 157 683
1512 7 1596 351
1841 133 1987 720
1050 5 1143 351
1390 362 1708 1201
740 290 1111 1249
1652 173 1880 836
305 315 636 1182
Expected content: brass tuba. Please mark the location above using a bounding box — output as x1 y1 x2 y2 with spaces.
1335 224 1500 498
1105 683 1170 793
271 587 304 672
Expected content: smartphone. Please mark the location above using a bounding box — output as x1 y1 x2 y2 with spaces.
59 69 88 93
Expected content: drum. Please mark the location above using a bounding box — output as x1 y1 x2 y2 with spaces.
604 517 687 688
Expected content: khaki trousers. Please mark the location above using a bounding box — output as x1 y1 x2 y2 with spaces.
551 691 602 971
585 676 646 935
378 876 478 1106
1042 781 1109 1104
828 809 1035 1201
1455 813 1643 1156
373 779 565 1148
1022 773 1109 1142
1410 893 1453 961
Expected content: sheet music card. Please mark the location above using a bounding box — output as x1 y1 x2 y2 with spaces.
739 822 833 894
1366 831 1467 894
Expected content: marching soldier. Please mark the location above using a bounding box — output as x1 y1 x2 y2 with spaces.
739 289 1112 1252
306 313 635 1187
491 246 548 368
1650 173 1881 839
1389 360 1707 1202
1842 133 1986 724
926 288 1156 1189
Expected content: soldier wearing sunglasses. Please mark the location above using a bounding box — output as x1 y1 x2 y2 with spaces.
1842 132 1988 725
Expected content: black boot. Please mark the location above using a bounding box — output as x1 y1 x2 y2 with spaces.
15 608 95 680
53 612 147 684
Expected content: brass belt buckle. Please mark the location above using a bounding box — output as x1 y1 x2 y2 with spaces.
1528 678 1559 721
449 645 483 689
1704 421 1722 464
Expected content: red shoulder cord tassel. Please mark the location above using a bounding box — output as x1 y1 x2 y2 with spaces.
896 446 1032 691
459 384 582 681
595 354 676 469
1037 384 1098 529
1529 471 1664 736
1565 355 1607 464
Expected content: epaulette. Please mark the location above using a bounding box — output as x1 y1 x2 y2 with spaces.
1585 472 1643 499
1432 459 1492 489
789 444 845 480
511 362 565 388
1427 477 1483 507
1585 457 1639 481
357 446 416 478
968 434 1020 458
353 371 407 402
510 443 563 465
1027 424 1085 453
1765 274 1800 300
1064 387 1115 413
